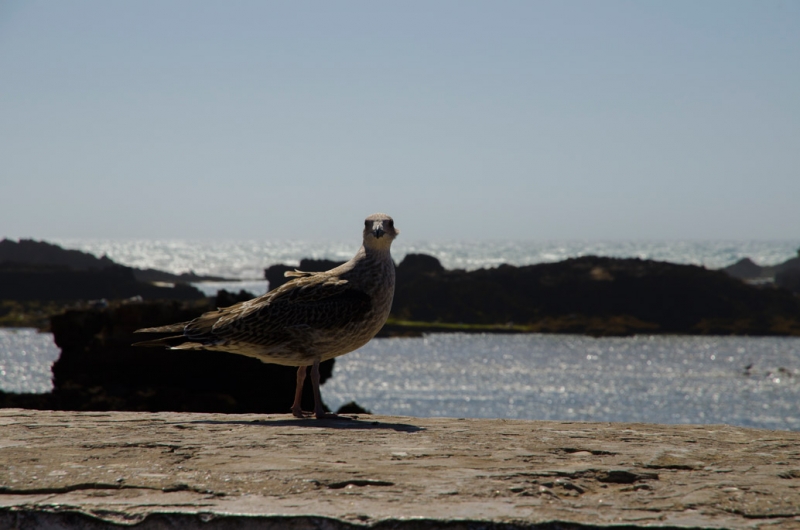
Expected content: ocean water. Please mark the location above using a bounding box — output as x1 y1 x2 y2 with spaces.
1 328 798 431
0 329 61 394
324 334 800 431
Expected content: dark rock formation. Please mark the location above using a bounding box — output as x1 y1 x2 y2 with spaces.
0 238 116 270
388 254 800 336
722 248 800 293
0 300 334 413
0 239 234 302
775 251 800 294
0 263 204 302
397 253 445 276
776 268 800 295
777 251 800 273
132 268 231 284
723 257 766 280
214 289 257 307
0 238 230 283
265 258 346 290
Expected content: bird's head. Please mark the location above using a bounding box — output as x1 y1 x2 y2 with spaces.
363 213 399 250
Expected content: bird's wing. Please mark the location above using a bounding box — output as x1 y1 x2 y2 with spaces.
135 322 188 334
284 269 318 279
182 273 372 347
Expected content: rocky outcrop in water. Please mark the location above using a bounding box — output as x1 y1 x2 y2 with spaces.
0 263 204 302
0 295 334 413
776 268 800 295
388 254 800 336
0 238 229 286
722 248 800 294
0 238 116 270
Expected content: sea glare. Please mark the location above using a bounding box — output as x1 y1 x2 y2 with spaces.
2 239 799 430
324 334 800 431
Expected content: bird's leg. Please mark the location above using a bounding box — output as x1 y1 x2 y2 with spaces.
291 366 310 418
311 359 345 420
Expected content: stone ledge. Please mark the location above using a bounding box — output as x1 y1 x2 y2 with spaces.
1 409 799 529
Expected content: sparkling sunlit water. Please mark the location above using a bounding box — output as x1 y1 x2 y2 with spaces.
0 329 61 393
1 329 798 430
323 334 800 431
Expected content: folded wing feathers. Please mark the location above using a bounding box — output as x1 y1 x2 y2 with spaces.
134 269 366 351
132 335 189 348
285 269 315 278
135 322 189 334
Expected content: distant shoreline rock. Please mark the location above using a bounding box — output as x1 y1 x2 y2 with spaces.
0 238 233 284
0 262 205 302
721 248 800 294
0 238 240 307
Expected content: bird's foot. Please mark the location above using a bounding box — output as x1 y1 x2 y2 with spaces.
291 407 314 419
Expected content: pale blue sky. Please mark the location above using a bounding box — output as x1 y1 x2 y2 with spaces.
1 1 798 241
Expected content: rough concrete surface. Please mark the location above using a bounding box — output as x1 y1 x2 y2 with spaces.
0 409 799 529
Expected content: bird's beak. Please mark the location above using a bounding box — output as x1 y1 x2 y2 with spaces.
372 222 385 239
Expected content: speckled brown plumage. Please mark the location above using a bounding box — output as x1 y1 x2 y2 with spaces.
134 213 399 419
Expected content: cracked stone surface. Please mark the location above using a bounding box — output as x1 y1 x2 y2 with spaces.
1 409 799 528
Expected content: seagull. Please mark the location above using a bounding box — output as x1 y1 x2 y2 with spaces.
134 213 398 419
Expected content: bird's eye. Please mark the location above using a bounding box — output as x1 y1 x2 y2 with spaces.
365 220 371 227
387 220 393 227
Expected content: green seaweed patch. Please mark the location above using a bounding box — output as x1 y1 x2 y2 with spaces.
0 300 68 330
380 318 536 336
379 315 662 337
